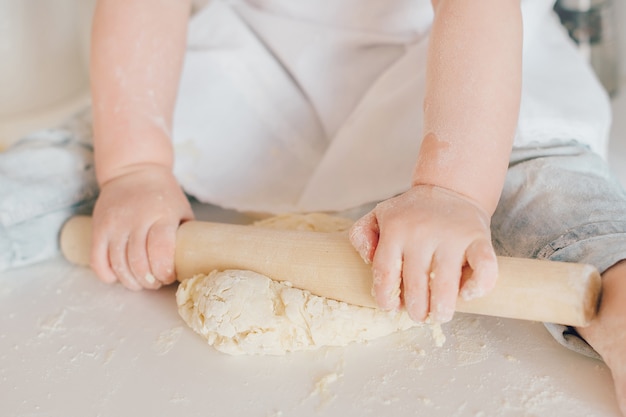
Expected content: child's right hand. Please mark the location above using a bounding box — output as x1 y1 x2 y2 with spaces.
90 164 194 290
349 184 498 323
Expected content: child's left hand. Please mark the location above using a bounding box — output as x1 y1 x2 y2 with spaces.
349 184 498 323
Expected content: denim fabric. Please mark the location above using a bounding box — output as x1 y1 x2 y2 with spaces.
493 141 626 273
0 109 97 271
492 141 626 360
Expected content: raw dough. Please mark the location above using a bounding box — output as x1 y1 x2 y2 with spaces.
176 213 425 355
252 212 354 233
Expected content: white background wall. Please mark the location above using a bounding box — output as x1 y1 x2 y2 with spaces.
617 0 626 79
0 0 95 149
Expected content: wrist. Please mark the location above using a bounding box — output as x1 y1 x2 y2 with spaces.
411 133 509 215
97 161 174 188
409 183 493 221
93 130 174 186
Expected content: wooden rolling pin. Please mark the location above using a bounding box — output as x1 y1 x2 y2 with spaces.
60 215 601 327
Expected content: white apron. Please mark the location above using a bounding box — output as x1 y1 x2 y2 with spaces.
172 0 611 214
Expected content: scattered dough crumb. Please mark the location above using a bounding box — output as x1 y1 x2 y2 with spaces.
103 348 116 365
312 372 341 396
169 392 190 405
430 323 446 347
308 370 343 409
144 272 156 284
153 327 183 356
418 396 434 406
38 309 67 335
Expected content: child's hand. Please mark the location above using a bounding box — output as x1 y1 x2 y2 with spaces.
349 185 497 323
90 164 194 290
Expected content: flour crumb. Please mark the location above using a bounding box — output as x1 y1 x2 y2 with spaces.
103 348 116 365
430 323 446 347
38 309 68 335
418 396 434 406
169 392 190 405
153 327 183 355
144 272 156 284
312 372 341 396
309 371 342 409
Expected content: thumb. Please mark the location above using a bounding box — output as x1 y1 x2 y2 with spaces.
348 211 380 264
460 238 498 300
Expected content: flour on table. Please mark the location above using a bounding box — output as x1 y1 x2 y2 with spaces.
176 213 441 355
152 326 184 356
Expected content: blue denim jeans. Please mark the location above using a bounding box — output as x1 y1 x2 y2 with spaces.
492 141 626 359
493 141 626 274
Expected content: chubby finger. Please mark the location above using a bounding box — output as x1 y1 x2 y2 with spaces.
427 249 464 323
349 211 379 264
370 233 403 311
90 233 118 285
146 222 178 285
460 238 498 300
401 250 432 322
127 229 161 290
108 236 142 291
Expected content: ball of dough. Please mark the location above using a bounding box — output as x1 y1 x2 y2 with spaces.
252 212 354 233
177 269 416 355
175 212 419 355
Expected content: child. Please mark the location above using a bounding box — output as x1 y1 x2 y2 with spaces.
1 0 625 414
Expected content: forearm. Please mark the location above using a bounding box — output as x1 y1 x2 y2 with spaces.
414 0 522 215
90 0 192 185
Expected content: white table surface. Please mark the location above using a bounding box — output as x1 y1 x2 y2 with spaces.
0 227 622 417
3 11 626 417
